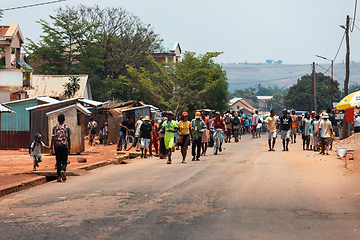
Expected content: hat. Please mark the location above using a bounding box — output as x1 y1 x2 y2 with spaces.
182 112 189 117
35 133 42 139
139 116 144 120
144 116 150 121
322 113 329 119
311 111 315 114
195 112 201 119
215 111 221 115
167 111 174 116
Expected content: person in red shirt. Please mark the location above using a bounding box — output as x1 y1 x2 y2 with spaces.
149 120 158 157
210 111 227 152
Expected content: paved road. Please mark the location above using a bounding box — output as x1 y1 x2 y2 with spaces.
1 134 360 239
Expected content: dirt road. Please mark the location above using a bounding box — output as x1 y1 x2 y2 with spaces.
0 134 360 239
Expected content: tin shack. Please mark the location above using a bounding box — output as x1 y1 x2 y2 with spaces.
0 96 58 148
26 98 97 154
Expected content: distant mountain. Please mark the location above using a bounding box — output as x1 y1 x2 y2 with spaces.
222 63 360 93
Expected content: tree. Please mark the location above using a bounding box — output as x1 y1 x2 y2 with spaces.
349 84 360 94
25 5 162 101
284 73 341 112
63 76 81 98
123 52 228 115
266 59 274 64
276 60 283 64
266 93 285 116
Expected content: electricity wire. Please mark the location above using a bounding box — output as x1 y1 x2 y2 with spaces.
351 0 358 32
229 73 311 85
1 0 65 11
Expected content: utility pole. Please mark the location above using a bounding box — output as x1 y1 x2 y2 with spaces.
313 62 317 112
331 59 334 109
341 15 350 138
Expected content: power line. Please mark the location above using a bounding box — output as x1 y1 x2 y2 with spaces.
223 64 309 70
1 0 65 11
333 32 345 63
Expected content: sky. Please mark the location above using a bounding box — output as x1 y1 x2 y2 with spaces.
1 0 360 65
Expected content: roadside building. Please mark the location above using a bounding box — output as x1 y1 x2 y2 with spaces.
257 96 273 111
0 97 58 148
228 97 256 117
26 98 102 154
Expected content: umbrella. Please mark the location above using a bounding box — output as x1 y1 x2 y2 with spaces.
350 90 360 107
336 91 357 110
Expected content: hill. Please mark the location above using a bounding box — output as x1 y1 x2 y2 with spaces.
222 63 360 93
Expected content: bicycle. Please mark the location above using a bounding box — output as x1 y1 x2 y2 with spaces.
121 130 135 151
213 128 224 155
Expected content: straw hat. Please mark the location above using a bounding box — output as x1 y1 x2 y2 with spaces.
144 116 150 121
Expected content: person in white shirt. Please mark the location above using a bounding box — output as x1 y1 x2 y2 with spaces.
319 113 333 155
354 115 360 133
29 133 50 171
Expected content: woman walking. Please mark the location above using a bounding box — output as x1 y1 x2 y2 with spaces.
177 112 192 164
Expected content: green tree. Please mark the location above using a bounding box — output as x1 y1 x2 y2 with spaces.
25 5 162 101
63 76 81 98
123 52 228 115
284 73 341 112
349 84 360 94
266 93 285 116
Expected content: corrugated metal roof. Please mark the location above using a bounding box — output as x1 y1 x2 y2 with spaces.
229 98 242 106
26 98 102 112
79 99 105 107
0 104 14 113
121 105 157 112
46 104 91 116
27 75 90 99
2 96 58 106
1 99 38 131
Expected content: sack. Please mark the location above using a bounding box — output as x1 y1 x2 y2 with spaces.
55 124 69 147
233 116 239 126
225 115 231 124
29 141 36 154
177 134 183 143
91 127 96 135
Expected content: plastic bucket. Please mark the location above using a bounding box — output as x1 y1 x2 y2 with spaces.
337 147 348 157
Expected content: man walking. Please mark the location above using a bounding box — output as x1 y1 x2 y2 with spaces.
265 110 277 151
117 116 135 151
191 112 207 161
252 110 259 138
50 114 71 182
280 108 292 151
162 111 177 164
290 110 298 144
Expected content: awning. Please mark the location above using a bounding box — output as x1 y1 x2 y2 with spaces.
17 62 33 70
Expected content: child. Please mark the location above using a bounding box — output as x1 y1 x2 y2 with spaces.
29 133 50 171
256 119 262 138
99 127 104 144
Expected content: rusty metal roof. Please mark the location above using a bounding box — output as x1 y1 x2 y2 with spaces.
0 26 9 37
27 75 91 99
0 24 24 43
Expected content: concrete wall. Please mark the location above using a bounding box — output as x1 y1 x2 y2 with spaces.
0 89 10 103
0 69 22 87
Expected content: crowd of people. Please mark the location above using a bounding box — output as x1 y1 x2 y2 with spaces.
115 110 260 164
264 108 335 155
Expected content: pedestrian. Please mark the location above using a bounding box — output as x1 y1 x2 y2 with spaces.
50 113 71 182
201 125 210 156
319 113 333 155
149 120 159 157
309 121 314 150
98 127 104 144
265 109 277 151
303 112 311 150
354 114 360 133
104 122 108 145
88 116 97 146
256 119 262 138
134 116 144 151
177 112 192 163
232 111 242 142
251 110 259 138
29 133 50 171
326 108 335 150
313 115 320 151
191 112 207 161
224 112 232 143
158 112 168 159
117 116 135 151
162 111 178 164
139 116 152 158
280 108 292 151
210 111 227 153
290 110 298 143
244 117 250 134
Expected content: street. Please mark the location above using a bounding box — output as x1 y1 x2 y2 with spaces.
1 134 360 240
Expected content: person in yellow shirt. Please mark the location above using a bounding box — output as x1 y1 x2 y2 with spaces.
290 110 298 144
177 112 192 164
265 109 277 151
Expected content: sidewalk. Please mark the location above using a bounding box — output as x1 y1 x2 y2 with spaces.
0 143 142 197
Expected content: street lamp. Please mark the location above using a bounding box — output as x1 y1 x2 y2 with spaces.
316 54 334 109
